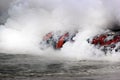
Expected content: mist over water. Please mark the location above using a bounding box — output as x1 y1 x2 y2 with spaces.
0 0 120 60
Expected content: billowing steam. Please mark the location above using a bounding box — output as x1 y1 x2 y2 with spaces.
0 0 120 60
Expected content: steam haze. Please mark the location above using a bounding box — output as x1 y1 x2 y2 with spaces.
0 0 120 60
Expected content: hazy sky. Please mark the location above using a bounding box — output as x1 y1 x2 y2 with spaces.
0 0 14 12
0 0 14 23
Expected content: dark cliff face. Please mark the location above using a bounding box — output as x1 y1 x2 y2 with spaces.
109 23 120 32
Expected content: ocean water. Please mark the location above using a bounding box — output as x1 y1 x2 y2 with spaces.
0 53 120 80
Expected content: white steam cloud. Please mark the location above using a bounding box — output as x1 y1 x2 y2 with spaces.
0 0 120 60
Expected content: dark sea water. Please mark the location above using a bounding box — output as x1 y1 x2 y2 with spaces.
0 53 120 80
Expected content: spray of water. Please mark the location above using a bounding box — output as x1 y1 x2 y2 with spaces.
0 0 120 61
